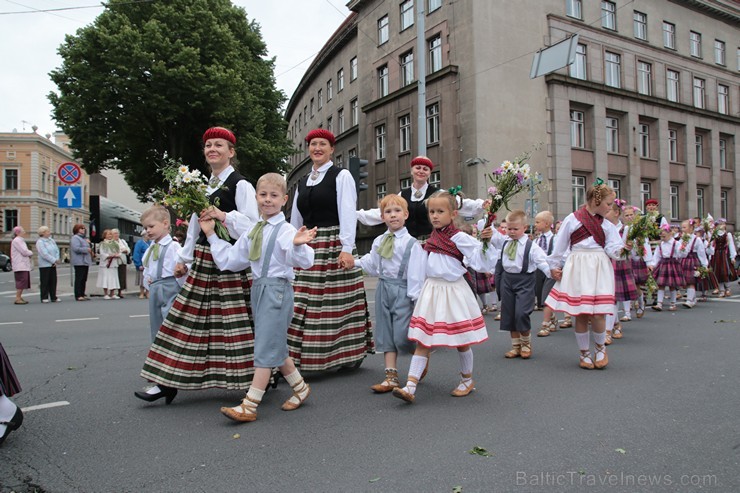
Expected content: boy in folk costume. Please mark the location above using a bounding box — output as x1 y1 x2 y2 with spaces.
495 210 552 359
534 211 559 337
679 219 709 308
344 195 425 393
201 173 318 422
603 199 638 343
649 225 688 311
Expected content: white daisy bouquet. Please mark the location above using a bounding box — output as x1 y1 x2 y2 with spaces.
152 159 230 240
481 150 541 251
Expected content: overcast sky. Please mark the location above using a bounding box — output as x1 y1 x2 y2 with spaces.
0 0 352 137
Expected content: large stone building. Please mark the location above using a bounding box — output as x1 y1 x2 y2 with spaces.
285 0 739 237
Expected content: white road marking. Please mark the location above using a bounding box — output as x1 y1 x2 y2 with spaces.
0 321 23 326
129 314 149 318
55 317 100 322
21 401 71 412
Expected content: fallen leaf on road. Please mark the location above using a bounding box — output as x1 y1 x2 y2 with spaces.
713 320 737 324
615 448 626 454
452 487 463 493
232 433 240 439
469 446 492 457
369 478 380 483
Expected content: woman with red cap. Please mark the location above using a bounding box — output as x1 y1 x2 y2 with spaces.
357 156 484 239
136 126 259 404
288 129 373 371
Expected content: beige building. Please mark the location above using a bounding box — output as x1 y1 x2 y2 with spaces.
286 0 739 238
0 131 91 258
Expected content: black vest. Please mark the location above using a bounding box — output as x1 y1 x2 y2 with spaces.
297 166 341 228
198 170 247 245
400 185 438 238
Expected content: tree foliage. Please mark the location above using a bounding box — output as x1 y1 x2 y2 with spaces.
49 0 292 201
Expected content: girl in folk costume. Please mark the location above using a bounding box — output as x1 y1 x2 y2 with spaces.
679 220 709 308
467 223 497 314
545 180 625 370
393 190 496 403
693 226 717 301
603 200 638 343
624 205 652 318
648 224 688 311
709 219 738 297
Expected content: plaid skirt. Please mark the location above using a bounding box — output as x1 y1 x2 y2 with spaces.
470 269 495 294
288 226 373 371
0 343 21 397
140 244 254 390
681 253 701 286
697 270 719 292
710 248 738 283
612 259 638 302
631 258 649 285
652 258 683 288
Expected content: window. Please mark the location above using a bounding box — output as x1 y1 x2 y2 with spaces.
336 154 343 169
4 209 18 232
666 69 680 103
338 108 345 133
318 90 323 110
663 22 675 49
378 65 389 97
633 11 647 40
327 79 333 101
41 171 47 193
350 99 358 126
608 178 621 199
428 0 441 12
718 84 729 115
570 44 587 80
567 0 582 19
53 213 57 233
348 148 357 159
337 68 344 92
637 61 652 95
641 182 651 210
378 15 389 44
327 115 333 133
639 124 650 158
401 51 414 87
428 35 442 73
601 1 616 30
690 31 702 57
41 210 46 225
426 103 440 144
720 190 729 220
695 134 703 166
303 106 307 125
696 188 705 217
429 170 440 187
572 175 586 211
670 185 679 220
715 40 726 65
4 169 18 190
400 178 412 190
668 129 678 162
605 51 621 88
719 139 727 169
375 124 386 160
349 57 358 82
570 110 585 148
377 183 387 200
310 98 315 118
606 117 619 153
399 115 412 153
400 1 414 31
693 78 705 109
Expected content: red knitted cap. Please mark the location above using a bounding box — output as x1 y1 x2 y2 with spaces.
645 199 658 206
305 129 336 146
203 127 236 145
410 156 434 170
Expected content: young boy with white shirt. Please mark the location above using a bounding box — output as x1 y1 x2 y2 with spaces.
200 173 317 423
344 194 426 393
141 205 184 341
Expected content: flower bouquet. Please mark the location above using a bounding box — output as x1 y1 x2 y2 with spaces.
151 159 231 241
678 233 692 253
645 273 659 300
481 150 540 251
694 266 711 279
625 212 660 257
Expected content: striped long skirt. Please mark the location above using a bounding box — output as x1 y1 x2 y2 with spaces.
288 225 373 371
710 247 738 283
140 244 254 390
0 343 21 397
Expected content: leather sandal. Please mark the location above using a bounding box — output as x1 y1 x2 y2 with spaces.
504 345 521 358
559 317 572 328
391 376 418 403
282 379 310 411
370 369 399 393
520 339 532 359
450 373 475 397
594 344 608 369
537 325 551 337
220 395 259 422
605 330 613 345
620 315 631 322
612 324 623 339
579 350 594 370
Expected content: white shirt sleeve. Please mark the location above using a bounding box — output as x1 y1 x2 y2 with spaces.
459 198 485 218
290 189 304 229
357 208 383 226
223 180 259 237
207 233 251 273
695 238 709 267
279 227 315 270
529 242 551 277
176 212 201 264
728 233 737 258
452 232 497 272
603 221 625 260
406 242 427 302
336 169 358 253
548 213 575 269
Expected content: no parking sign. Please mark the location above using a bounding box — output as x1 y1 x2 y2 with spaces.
57 162 82 185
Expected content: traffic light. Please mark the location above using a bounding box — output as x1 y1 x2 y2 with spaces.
349 157 368 193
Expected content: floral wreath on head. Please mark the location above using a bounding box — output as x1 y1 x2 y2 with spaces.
660 223 671 232
614 198 626 210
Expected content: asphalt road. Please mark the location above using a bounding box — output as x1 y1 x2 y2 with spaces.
1 269 739 492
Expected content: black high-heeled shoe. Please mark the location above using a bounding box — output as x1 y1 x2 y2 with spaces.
134 386 178 405
0 406 24 446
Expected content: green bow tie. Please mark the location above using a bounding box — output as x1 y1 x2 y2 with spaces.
377 233 394 259
505 239 518 261
209 176 220 188
143 243 160 267
247 221 267 261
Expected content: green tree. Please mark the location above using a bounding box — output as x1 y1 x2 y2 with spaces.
49 0 292 201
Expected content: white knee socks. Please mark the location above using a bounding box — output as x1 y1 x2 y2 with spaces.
575 332 590 351
456 350 474 391
403 355 428 395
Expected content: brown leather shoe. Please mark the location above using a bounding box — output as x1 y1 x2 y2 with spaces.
391 387 415 403
450 373 475 397
282 380 310 411
504 346 521 358
520 340 532 359
594 344 608 369
370 369 399 393
579 351 594 370
220 396 259 422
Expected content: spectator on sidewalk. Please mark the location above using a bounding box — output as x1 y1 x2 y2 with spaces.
10 227 33 305
112 229 131 298
70 224 94 301
35 226 61 303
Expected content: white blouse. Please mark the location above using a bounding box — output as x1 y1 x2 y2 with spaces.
547 212 624 269
425 232 497 282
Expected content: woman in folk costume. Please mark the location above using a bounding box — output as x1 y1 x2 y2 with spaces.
709 219 737 297
0 342 23 446
603 199 638 343
648 224 688 312
679 219 709 308
136 127 259 404
545 180 625 370
288 129 373 371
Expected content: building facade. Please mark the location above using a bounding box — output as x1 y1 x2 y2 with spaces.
285 0 739 238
